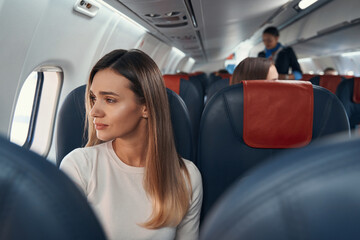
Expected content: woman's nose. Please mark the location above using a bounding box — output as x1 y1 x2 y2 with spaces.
90 101 104 118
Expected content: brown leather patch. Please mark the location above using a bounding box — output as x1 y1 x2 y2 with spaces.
243 80 313 148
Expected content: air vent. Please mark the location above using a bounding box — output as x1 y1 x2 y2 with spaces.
155 22 188 28
145 13 160 18
165 11 180 17
170 35 196 41
150 16 181 23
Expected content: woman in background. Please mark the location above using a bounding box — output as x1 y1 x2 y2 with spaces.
231 57 278 85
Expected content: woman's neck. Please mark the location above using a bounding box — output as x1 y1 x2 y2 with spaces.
112 125 148 167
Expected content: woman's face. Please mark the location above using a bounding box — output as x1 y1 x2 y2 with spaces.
89 68 147 142
267 65 279 80
262 33 279 50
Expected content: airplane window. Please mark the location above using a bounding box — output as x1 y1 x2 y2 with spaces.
10 69 63 157
10 71 38 146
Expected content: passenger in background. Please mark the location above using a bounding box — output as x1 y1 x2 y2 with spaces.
217 69 229 74
230 57 278 85
324 67 338 75
258 26 302 80
60 49 202 240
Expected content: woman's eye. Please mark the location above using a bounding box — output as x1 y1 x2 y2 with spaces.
106 98 116 103
90 95 96 103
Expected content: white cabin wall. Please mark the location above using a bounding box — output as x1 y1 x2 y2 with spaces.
182 58 196 73
137 33 172 73
163 47 186 74
0 0 154 162
193 60 226 74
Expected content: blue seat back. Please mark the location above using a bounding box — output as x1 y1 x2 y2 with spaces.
201 135 360 240
0 136 106 240
56 85 194 166
198 82 350 219
206 78 229 103
164 75 203 145
336 77 360 129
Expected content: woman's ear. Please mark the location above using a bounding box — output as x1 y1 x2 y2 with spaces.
142 105 148 119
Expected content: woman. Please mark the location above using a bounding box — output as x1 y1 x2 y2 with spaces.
258 26 302 80
60 49 203 240
230 57 278 85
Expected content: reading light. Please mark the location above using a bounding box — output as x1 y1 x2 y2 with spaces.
298 0 318 10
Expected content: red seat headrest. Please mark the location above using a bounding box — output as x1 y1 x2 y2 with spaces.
353 77 360 104
243 80 313 148
301 74 316 81
163 75 182 95
319 75 342 94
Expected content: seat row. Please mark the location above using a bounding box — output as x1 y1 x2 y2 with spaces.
0 80 357 239
56 80 351 221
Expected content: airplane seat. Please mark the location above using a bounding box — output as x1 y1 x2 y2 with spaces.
310 75 343 94
205 78 230 104
56 85 88 166
175 73 204 102
198 80 350 220
336 77 360 129
208 72 220 90
163 74 203 144
301 73 317 81
189 72 208 94
0 136 106 240
56 85 195 166
200 135 360 240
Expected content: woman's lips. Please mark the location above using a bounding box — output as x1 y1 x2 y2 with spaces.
94 123 108 130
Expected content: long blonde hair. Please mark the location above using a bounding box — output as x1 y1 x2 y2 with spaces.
85 49 191 228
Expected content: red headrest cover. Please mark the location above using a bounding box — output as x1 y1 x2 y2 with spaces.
243 80 314 148
353 77 360 104
175 74 189 80
163 75 181 95
319 75 342 94
218 73 232 80
301 74 316 81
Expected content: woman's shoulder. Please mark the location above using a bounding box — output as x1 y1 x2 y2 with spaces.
183 159 202 188
61 142 110 166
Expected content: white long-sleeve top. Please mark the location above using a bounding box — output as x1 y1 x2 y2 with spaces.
60 141 203 240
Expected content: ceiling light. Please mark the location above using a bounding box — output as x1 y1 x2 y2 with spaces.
298 0 318 10
341 51 360 57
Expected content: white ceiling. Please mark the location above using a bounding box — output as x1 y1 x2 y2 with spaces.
104 0 359 63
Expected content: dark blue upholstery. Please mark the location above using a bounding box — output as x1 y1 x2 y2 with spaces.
190 72 208 94
336 78 360 129
56 86 194 166
206 78 229 104
187 76 204 104
166 88 195 162
56 85 87 166
178 79 203 144
0 136 106 240
201 135 360 240
208 72 221 90
309 75 320 85
198 83 350 220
